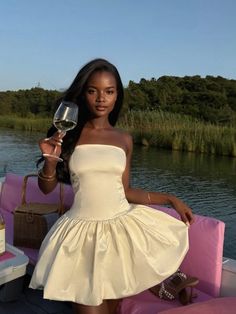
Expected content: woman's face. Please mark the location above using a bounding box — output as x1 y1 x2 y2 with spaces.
84 71 117 118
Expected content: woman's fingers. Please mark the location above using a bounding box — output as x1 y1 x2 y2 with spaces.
46 137 63 146
187 210 195 224
40 131 65 147
55 130 66 139
180 212 189 225
39 131 65 156
173 199 194 225
180 209 194 226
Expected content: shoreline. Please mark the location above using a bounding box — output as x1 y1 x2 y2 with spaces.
0 110 236 158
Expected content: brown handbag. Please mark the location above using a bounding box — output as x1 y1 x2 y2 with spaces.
13 174 65 249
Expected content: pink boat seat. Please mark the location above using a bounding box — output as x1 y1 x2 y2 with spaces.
1 172 74 213
160 296 236 314
119 205 225 313
0 173 226 312
0 173 74 265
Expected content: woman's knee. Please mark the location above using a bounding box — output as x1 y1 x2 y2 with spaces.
72 301 109 314
107 299 122 314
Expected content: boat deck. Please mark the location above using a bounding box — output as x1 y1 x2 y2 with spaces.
0 275 72 314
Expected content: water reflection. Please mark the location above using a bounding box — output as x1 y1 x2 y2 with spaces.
0 129 41 175
131 145 236 259
0 129 236 259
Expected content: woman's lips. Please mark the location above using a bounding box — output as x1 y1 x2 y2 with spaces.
95 106 107 111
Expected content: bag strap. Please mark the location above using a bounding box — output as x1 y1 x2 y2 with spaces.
21 174 65 215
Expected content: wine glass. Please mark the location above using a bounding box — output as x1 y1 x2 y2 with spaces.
43 101 78 162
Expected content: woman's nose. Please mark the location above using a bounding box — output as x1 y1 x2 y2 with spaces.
96 91 105 101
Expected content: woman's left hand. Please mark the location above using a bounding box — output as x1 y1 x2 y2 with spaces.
171 197 194 226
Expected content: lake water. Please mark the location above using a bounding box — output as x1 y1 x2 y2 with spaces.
0 129 236 259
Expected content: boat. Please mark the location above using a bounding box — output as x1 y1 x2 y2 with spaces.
0 173 235 313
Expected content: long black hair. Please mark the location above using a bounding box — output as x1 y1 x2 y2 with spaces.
38 58 124 184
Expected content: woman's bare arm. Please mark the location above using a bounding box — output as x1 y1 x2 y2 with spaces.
38 159 58 194
37 131 64 194
122 134 194 225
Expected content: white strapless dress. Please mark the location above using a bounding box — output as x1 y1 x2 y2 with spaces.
29 144 189 306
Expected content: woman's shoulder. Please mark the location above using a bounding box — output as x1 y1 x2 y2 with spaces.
114 128 132 140
113 128 133 151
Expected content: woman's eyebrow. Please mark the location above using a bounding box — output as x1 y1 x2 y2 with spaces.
87 85 116 89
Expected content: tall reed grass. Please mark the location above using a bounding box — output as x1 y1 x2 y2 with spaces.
118 110 236 157
0 115 51 132
1 111 236 157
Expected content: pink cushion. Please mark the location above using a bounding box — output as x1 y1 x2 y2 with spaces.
150 205 225 298
120 206 225 314
0 173 74 265
159 297 236 314
0 173 23 212
119 289 213 314
0 173 74 213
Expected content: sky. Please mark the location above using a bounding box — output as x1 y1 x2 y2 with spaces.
0 0 235 91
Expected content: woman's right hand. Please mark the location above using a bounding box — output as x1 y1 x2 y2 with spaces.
39 131 65 162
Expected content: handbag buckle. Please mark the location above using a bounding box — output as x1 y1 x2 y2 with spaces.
26 210 34 223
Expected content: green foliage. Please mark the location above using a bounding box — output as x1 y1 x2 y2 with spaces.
0 75 236 127
1 110 236 158
0 87 61 118
124 75 236 125
125 80 150 110
117 110 236 157
0 115 51 132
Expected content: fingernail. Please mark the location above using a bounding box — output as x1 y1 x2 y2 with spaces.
60 131 66 137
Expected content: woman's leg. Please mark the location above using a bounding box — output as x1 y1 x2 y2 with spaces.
72 299 121 314
72 301 109 314
107 299 122 314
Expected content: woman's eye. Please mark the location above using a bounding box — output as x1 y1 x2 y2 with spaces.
106 90 114 95
87 89 96 94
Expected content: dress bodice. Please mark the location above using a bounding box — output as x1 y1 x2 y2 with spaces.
68 144 130 220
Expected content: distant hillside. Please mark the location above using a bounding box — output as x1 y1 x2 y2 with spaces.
124 75 236 124
1 75 236 124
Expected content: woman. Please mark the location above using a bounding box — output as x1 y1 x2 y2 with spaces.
30 59 197 314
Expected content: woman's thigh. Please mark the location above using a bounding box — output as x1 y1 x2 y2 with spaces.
72 299 121 314
107 299 122 314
